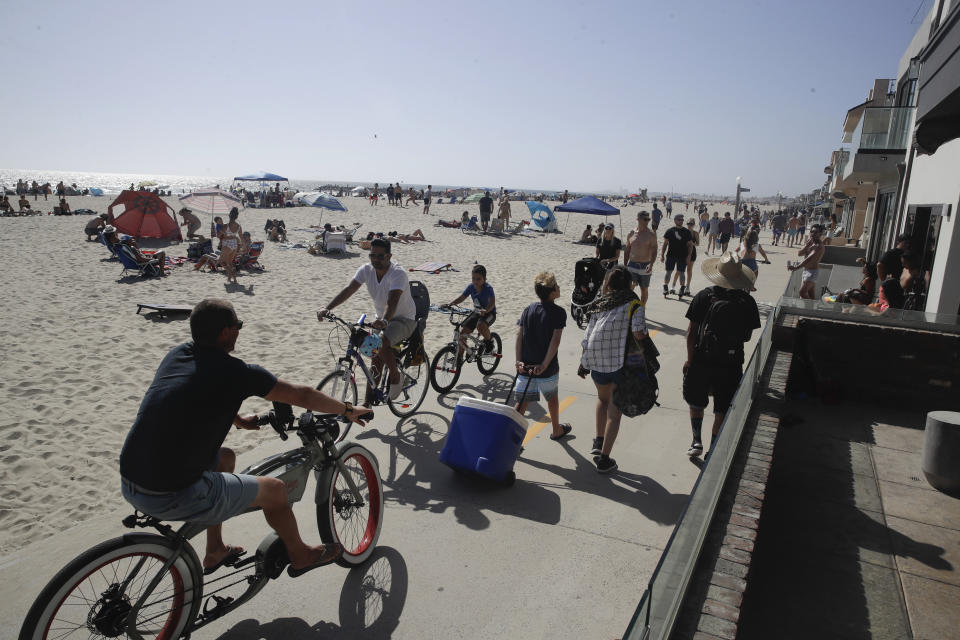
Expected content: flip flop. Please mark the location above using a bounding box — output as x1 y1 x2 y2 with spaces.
549 424 573 441
202 545 246 575
286 544 344 578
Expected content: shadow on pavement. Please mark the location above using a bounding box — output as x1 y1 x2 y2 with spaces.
212 546 408 640
356 411 562 530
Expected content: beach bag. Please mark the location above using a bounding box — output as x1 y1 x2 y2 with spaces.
187 239 212 259
613 302 660 417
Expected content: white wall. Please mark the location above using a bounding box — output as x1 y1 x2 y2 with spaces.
902 139 960 314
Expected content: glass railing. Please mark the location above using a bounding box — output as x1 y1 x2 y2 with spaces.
624 303 779 640
852 106 915 151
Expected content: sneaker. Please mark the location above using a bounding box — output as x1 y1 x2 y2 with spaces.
663 284 669 295
595 455 618 474
590 437 604 456
687 442 704 458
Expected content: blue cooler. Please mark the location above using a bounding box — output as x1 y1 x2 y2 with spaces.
440 396 528 485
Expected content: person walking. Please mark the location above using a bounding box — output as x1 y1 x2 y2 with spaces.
684 218 701 293
577 266 647 473
423 185 433 215
651 202 663 231
478 191 494 232
660 213 695 297
623 210 658 307
707 211 720 255
682 253 761 457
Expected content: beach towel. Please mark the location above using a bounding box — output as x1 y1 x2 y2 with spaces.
410 261 454 274
136 303 193 319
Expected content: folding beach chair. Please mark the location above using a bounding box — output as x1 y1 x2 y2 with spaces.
117 244 162 277
322 231 347 254
460 216 480 234
238 242 265 270
99 232 120 260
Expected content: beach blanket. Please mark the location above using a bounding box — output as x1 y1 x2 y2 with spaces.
410 261 455 274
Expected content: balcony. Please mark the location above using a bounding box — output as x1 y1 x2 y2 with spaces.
839 107 913 186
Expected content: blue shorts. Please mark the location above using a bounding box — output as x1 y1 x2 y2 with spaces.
591 369 622 386
122 471 260 527
665 255 687 272
514 373 559 402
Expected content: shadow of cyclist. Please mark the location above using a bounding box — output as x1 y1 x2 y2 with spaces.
211 546 408 640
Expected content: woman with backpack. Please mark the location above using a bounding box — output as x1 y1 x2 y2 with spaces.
577 266 648 474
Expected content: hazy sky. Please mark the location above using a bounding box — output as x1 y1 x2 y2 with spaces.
1 0 928 196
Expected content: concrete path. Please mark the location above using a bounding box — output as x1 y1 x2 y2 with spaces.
2 226 797 639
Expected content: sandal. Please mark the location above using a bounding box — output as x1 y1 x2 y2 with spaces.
286 544 343 578
203 545 246 575
549 424 573 441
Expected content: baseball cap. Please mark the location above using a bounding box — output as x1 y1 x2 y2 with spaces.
604 223 615 230
674 213 684 220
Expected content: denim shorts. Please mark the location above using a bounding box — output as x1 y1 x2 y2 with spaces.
514 373 559 402
591 369 622 386
121 471 260 527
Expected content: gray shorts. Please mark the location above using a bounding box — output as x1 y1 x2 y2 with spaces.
121 471 260 526
627 261 652 288
383 316 417 345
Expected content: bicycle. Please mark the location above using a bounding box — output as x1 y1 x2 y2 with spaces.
317 312 430 418
429 304 502 393
19 403 383 640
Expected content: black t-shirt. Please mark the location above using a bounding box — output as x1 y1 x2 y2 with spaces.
663 226 694 258
119 342 278 491
517 301 567 378
596 236 622 260
685 286 761 366
479 196 494 214
880 248 904 281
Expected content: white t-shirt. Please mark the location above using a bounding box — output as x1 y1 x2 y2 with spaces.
353 261 417 321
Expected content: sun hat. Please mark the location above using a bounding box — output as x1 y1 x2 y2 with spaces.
103 225 116 233
701 252 757 291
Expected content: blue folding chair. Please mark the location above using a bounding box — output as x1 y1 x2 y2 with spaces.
117 244 162 277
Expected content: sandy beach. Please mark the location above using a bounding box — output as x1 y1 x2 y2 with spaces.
0 194 767 555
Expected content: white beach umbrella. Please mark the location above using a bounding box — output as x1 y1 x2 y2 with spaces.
178 188 244 215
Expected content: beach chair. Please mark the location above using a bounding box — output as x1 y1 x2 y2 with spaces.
342 223 363 243
460 216 480 234
507 220 528 234
117 244 162 277
322 231 347 254
238 242 265 270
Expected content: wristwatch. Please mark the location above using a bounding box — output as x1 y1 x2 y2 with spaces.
342 401 354 417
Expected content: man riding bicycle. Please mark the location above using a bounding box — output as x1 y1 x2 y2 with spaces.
445 263 496 356
318 237 418 403
119 299 371 578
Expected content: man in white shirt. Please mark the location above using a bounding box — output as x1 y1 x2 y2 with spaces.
423 185 432 215
318 238 418 400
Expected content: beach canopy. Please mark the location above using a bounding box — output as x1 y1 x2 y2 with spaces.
108 190 181 241
463 193 484 203
554 196 620 216
296 191 348 211
178 188 244 215
233 172 288 182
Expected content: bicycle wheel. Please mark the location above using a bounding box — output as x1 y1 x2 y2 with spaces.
316 444 384 567
19 534 201 640
476 332 503 375
388 345 429 418
430 345 461 393
317 367 358 407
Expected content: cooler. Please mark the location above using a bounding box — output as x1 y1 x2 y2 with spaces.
440 396 528 485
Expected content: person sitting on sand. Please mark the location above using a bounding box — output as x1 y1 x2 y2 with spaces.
84 213 109 240
579 225 596 244
0 195 13 214
121 237 166 273
58 197 71 215
18 196 32 213
179 208 202 239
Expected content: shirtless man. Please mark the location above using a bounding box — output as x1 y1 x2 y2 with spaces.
623 210 659 306
789 224 825 299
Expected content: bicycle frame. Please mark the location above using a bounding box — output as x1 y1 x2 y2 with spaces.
328 315 409 402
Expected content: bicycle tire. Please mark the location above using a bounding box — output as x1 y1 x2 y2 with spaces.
317 368 358 407
476 332 503 375
429 345 461 393
316 444 384 567
19 533 201 640
387 346 429 418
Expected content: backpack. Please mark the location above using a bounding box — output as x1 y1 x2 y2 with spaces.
695 288 751 364
613 301 660 417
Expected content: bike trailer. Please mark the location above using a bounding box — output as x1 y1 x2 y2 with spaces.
439 372 530 486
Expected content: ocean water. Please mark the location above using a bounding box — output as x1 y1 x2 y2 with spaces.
0 169 366 196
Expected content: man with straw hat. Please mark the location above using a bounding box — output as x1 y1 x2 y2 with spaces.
682 252 761 458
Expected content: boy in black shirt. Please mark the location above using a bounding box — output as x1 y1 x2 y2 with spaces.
682 254 761 457
661 214 695 297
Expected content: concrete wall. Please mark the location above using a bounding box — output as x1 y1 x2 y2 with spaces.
902 139 960 315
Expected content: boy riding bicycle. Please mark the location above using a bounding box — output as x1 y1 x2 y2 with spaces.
446 264 496 356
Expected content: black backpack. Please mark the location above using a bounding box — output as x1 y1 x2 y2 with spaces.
613 302 661 417
695 288 751 364
408 280 430 334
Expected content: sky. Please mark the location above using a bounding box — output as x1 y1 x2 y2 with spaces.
0 0 930 197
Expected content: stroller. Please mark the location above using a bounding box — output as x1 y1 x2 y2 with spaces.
571 257 606 329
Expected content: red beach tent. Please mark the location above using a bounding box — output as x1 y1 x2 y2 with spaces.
108 191 182 241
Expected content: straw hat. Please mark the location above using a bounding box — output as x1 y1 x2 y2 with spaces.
700 252 757 290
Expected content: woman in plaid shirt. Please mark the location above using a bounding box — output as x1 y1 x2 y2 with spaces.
578 266 648 473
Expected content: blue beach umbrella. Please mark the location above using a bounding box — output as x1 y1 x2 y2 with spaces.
525 201 558 232
297 191 348 212
554 196 621 235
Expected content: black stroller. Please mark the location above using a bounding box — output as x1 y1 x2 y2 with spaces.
571 257 606 329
